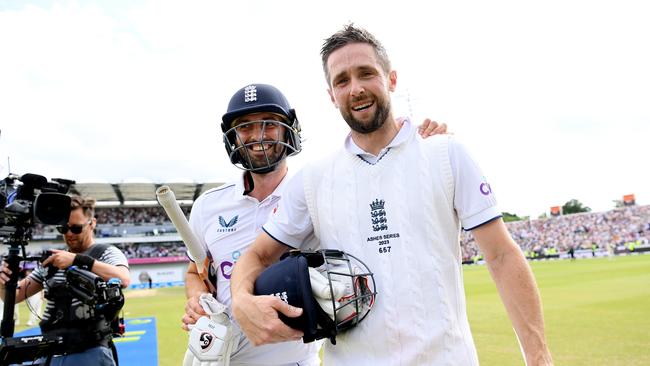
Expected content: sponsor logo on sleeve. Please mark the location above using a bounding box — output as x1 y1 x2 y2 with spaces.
479 178 492 196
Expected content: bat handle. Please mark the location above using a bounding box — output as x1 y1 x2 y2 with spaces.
203 278 217 295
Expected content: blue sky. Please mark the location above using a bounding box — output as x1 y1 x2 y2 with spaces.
1 0 648 218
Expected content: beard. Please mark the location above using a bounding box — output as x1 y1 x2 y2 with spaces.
229 121 288 171
65 234 89 253
341 97 391 134
248 143 285 168
237 139 286 170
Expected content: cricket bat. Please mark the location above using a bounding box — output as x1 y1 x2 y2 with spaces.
156 185 216 293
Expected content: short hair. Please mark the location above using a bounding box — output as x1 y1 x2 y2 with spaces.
70 195 96 219
320 23 392 84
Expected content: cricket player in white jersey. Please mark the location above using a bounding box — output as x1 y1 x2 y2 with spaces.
182 82 447 365
230 25 553 366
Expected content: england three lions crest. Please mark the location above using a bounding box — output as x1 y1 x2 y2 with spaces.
370 199 388 232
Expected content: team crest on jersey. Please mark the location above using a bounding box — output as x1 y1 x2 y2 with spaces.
370 199 388 232
217 215 238 232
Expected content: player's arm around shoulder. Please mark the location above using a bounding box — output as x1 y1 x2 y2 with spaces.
397 117 448 138
230 231 303 346
472 219 553 365
416 126 456 159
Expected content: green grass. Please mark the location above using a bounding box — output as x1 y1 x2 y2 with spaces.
12 255 650 365
122 287 188 366
465 254 650 365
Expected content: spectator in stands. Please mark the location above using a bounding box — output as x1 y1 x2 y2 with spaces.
115 242 187 259
0 195 130 366
95 206 191 226
461 204 650 260
45 188 649 265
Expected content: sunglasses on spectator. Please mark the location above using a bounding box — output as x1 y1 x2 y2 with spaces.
56 220 92 235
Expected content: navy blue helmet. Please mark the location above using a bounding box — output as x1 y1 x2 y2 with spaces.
221 84 302 173
254 249 376 345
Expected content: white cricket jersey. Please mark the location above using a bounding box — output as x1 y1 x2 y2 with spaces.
264 119 500 365
189 173 320 366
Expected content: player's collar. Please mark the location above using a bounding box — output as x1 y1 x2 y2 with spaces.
233 174 250 200
233 169 292 203
344 117 413 159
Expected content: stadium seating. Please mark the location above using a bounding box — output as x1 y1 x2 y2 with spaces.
25 203 650 264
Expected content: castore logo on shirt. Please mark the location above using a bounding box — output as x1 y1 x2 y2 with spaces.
217 215 238 232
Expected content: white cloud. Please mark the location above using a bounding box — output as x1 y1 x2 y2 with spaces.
1 0 648 217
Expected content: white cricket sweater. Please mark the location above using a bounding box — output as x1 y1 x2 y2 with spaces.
301 133 480 366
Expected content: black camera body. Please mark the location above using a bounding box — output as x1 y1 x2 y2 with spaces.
0 266 126 364
64 266 125 332
0 173 74 240
37 266 125 359
37 254 125 332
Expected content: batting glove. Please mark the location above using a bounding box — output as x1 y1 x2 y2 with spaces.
182 294 239 366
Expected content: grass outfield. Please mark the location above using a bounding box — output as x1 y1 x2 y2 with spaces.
465 254 650 365
13 254 650 365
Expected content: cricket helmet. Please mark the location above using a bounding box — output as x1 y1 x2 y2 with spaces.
254 249 376 344
221 84 302 173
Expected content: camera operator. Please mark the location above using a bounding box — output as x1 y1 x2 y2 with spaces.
0 195 130 366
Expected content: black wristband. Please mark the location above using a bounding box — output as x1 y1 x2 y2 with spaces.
73 254 95 270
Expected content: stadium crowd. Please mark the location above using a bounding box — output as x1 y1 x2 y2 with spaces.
94 206 191 225
461 204 650 262
29 204 650 262
118 242 187 259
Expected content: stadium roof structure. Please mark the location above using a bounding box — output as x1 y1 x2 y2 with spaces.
69 181 225 206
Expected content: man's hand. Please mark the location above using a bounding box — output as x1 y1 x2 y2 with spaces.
182 293 209 331
0 262 11 286
0 261 43 302
417 118 448 137
396 117 448 137
232 293 303 346
42 249 75 269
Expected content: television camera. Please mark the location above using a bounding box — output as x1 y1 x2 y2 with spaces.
1 173 74 336
0 173 76 364
0 173 74 236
